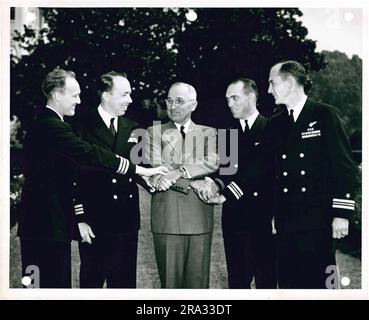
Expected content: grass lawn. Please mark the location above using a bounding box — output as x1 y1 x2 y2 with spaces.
10 186 361 289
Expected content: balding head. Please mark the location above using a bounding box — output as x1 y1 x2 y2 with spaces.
166 82 198 125
170 82 197 100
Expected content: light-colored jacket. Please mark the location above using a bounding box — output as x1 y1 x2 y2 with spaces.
144 120 219 234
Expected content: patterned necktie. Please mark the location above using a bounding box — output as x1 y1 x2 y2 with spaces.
110 117 116 137
180 125 186 140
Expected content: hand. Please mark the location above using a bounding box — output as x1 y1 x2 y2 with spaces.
208 194 226 205
149 174 176 191
136 165 169 177
156 169 182 191
190 177 219 202
142 176 156 192
332 217 349 239
78 222 95 244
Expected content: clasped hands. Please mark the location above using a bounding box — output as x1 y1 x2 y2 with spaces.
147 168 183 192
190 177 226 204
146 170 225 204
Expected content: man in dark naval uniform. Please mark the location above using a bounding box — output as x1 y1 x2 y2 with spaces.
192 78 277 288
18 69 165 288
210 61 358 289
73 71 143 288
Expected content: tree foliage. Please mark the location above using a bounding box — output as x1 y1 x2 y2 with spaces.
309 50 362 135
11 7 324 129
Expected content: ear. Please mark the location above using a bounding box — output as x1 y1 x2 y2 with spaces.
190 101 198 112
101 91 109 103
54 90 61 102
287 75 296 89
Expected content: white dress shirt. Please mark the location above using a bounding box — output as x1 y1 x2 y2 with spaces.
98 105 118 132
287 94 307 122
239 110 259 132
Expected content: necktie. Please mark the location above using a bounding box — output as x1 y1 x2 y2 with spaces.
110 118 116 136
289 109 294 126
243 119 250 133
180 125 186 140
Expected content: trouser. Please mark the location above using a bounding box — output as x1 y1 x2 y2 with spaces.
277 229 336 289
78 232 138 288
223 230 277 289
153 233 212 288
20 237 71 288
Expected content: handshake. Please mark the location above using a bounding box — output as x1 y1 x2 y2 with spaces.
190 177 226 205
144 168 226 205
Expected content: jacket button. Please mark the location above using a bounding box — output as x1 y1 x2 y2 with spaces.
129 194 133 198
282 154 287 159
113 195 118 199
301 170 306 175
283 171 288 176
300 153 304 158
301 187 306 192
234 164 238 168
112 179 117 183
283 188 288 193
73 198 76 202
129 178 132 182
253 192 258 197
73 182 77 186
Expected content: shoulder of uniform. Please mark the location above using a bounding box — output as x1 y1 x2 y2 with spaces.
270 106 286 121
121 117 139 128
309 99 341 118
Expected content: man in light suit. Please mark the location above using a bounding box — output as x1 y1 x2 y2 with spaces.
144 82 219 288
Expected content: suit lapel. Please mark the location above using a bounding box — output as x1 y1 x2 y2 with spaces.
88 109 116 149
114 117 132 154
162 121 182 152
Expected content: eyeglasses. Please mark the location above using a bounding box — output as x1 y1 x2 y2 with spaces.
165 97 195 106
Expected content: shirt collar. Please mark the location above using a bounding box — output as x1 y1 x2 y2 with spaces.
98 105 117 130
46 105 64 121
174 118 191 134
287 94 307 122
239 110 259 131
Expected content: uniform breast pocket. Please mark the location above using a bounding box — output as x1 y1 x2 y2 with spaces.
300 129 323 151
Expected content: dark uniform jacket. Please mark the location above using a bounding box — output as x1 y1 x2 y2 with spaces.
222 98 358 233
215 115 275 233
18 108 135 242
72 109 141 237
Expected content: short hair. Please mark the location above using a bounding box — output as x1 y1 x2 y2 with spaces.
169 82 197 100
42 68 76 98
97 71 128 96
277 60 307 86
229 78 258 100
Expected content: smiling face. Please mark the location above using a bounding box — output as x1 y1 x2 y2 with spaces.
268 64 291 105
55 77 81 117
103 76 133 117
166 84 197 125
226 82 256 119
